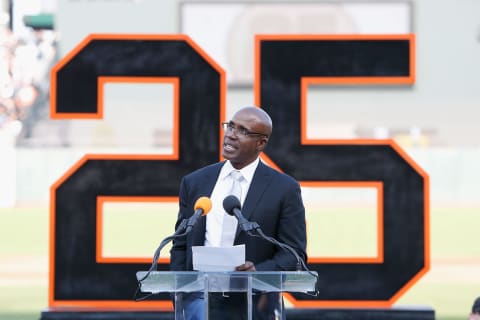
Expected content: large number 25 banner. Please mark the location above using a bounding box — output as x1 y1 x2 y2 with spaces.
49 34 429 309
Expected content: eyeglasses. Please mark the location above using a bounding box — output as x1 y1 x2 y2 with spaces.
222 122 268 138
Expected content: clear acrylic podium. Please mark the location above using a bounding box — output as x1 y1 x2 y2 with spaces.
136 271 317 320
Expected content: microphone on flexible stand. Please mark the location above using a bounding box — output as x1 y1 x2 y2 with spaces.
222 195 304 271
222 195 259 234
136 197 212 286
153 197 211 269
185 196 212 233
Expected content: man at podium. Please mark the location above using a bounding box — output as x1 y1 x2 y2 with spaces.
170 106 307 320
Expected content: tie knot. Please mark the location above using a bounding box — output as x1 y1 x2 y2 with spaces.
230 170 243 182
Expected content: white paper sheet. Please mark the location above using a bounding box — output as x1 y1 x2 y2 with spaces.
192 244 245 271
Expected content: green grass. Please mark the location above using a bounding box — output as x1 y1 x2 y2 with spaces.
0 286 47 313
431 208 480 257
102 202 178 258
0 207 48 255
0 313 40 320
0 206 479 320
397 282 477 319
306 207 378 257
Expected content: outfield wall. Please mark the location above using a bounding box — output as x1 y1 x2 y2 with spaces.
13 147 480 207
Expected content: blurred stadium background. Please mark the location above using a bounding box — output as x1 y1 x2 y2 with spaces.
0 0 479 319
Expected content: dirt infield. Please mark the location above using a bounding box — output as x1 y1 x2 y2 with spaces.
0 255 47 286
1 254 479 287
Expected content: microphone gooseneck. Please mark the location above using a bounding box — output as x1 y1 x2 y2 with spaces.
222 195 307 271
135 196 212 300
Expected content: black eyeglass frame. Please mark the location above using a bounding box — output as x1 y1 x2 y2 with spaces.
221 122 269 138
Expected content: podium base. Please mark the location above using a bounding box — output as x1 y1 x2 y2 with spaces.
41 306 434 320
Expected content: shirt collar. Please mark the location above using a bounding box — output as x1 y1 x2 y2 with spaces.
220 157 260 183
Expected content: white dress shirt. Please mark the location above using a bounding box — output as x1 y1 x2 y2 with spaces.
204 158 259 247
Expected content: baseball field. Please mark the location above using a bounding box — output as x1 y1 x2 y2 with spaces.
0 205 478 320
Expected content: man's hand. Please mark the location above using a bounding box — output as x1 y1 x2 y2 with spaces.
235 261 256 271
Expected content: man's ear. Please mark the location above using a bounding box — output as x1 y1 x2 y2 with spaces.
256 137 268 152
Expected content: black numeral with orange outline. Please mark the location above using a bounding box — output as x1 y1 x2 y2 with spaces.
50 35 224 308
256 35 428 307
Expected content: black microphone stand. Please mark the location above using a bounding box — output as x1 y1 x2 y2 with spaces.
239 222 305 272
134 218 190 301
225 196 313 274
241 223 319 292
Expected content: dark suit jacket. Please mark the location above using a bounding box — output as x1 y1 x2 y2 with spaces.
170 160 307 272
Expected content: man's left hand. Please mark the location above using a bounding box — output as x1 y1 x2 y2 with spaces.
235 261 256 271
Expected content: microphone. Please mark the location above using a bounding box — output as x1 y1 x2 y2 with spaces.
137 196 212 289
223 195 304 271
223 195 259 232
185 196 212 233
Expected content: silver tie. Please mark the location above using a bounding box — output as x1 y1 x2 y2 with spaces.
229 170 243 201
221 170 243 245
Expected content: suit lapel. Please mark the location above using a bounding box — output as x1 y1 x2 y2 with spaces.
192 162 225 246
235 161 273 238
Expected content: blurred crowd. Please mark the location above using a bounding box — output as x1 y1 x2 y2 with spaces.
0 19 56 146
